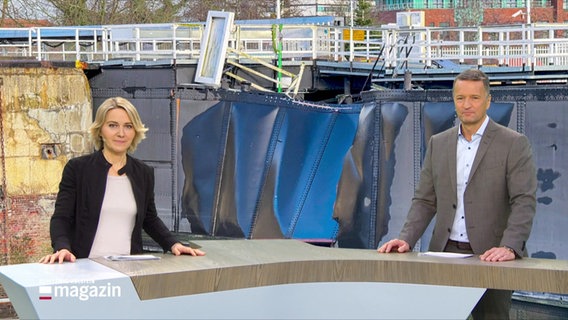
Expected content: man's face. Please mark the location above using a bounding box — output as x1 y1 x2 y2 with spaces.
453 79 491 127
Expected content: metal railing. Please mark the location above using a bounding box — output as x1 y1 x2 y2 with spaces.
0 22 568 72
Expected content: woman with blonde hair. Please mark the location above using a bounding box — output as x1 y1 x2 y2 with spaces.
41 97 204 263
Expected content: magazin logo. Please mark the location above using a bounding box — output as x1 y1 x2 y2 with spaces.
38 282 121 301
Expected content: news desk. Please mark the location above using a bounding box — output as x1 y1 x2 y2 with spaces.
1 239 567 319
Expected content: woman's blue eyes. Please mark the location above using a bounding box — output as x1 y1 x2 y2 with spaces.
108 123 133 129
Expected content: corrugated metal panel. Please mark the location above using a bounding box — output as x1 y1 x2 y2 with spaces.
178 91 361 241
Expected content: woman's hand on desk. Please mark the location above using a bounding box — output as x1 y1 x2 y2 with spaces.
377 239 411 253
171 243 206 256
39 249 77 264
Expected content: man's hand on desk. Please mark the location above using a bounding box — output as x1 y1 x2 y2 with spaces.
479 246 516 262
39 249 77 264
377 239 411 253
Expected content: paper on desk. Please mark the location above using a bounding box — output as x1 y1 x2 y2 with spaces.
421 252 473 258
104 255 161 261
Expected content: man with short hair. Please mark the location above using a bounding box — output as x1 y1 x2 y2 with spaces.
378 69 537 319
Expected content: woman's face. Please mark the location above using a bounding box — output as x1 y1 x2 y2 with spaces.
100 107 135 156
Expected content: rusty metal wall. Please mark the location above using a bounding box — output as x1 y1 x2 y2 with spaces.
0 65 92 264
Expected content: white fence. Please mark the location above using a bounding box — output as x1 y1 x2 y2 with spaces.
1 22 568 71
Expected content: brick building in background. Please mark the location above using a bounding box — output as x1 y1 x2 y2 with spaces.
375 0 568 26
289 1 568 28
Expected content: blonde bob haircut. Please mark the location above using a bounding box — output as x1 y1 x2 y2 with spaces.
89 97 148 153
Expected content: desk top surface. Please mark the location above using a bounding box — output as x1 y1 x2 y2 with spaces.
92 239 568 300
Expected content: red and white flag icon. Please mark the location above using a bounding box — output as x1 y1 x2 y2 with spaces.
39 286 52 300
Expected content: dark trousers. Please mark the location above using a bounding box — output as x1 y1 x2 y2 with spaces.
444 240 512 320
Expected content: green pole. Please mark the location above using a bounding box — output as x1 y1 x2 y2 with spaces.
277 23 283 93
